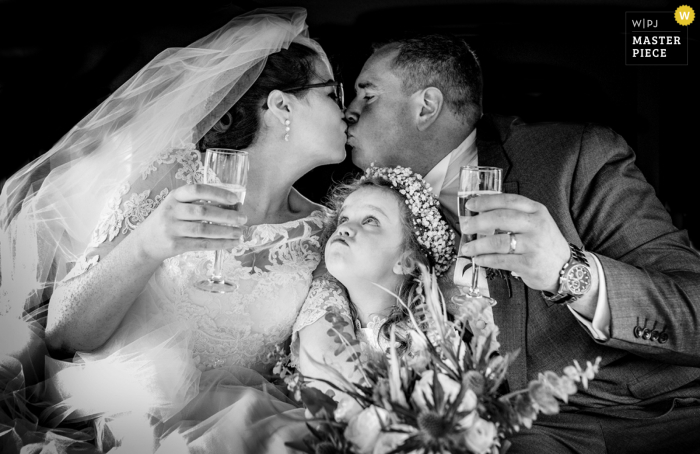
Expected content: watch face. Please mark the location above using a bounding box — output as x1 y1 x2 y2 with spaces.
565 264 592 295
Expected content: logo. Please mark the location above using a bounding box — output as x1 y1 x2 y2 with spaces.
675 5 695 25
626 7 691 65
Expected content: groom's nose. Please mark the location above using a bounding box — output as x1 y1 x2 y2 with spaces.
344 99 360 124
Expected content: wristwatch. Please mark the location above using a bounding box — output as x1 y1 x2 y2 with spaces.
541 243 592 304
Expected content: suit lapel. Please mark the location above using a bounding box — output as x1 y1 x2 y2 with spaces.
476 115 528 390
475 116 512 181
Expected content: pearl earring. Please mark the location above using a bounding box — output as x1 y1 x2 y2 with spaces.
284 119 290 142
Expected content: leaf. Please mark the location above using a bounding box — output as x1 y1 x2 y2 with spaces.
284 439 314 453
302 352 360 395
301 387 338 417
305 421 328 440
432 370 444 412
388 326 408 407
391 435 425 454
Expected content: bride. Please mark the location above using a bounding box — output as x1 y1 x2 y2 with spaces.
0 7 345 453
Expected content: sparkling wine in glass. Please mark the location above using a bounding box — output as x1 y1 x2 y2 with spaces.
194 148 248 293
457 166 502 302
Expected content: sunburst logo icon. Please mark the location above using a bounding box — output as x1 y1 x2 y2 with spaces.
675 5 695 25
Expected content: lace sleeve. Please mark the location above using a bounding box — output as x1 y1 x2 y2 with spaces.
290 273 352 367
60 144 202 282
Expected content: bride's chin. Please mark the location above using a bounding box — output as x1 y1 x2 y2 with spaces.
321 146 346 165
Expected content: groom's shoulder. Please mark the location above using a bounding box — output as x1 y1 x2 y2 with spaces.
482 114 623 159
482 114 586 141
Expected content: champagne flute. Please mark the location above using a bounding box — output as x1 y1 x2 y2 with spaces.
194 148 248 293
457 166 502 303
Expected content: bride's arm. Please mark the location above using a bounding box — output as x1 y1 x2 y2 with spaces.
46 183 244 353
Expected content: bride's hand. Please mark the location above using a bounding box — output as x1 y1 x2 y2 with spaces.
133 184 246 263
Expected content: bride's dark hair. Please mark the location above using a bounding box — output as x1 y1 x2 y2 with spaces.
322 177 435 348
200 42 320 150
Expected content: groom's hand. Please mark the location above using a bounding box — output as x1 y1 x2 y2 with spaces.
459 193 570 293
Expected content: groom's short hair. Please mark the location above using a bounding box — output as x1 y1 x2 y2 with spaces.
372 34 482 126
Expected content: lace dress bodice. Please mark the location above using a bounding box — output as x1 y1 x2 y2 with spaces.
156 215 324 373
68 144 325 375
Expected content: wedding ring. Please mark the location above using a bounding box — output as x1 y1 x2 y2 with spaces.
507 232 517 254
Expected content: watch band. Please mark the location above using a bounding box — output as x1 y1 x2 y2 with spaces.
541 243 591 304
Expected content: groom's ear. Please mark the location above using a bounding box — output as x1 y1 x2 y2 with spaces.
266 89 292 125
413 87 443 132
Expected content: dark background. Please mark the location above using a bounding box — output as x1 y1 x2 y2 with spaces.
1 0 697 245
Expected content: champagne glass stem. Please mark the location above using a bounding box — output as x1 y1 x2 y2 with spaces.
212 250 225 282
470 262 480 295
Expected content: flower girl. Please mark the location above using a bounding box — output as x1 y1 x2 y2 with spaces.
291 165 457 386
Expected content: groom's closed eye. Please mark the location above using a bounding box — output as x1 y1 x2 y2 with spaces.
356 82 377 99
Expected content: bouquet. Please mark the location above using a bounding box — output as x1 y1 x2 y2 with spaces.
284 267 601 454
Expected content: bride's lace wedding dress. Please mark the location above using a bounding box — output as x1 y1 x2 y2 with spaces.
1 145 323 453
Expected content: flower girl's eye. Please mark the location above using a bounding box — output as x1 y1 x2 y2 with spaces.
363 216 379 226
338 216 348 224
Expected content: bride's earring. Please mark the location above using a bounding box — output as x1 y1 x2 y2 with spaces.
213 112 233 133
284 119 291 142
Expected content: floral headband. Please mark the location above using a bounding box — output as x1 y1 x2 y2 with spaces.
361 165 456 277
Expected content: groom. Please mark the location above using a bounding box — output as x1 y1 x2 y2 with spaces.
344 34 700 452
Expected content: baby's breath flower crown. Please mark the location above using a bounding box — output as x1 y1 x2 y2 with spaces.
361 165 456 276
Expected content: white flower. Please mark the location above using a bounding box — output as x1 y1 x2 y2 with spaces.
460 388 478 413
372 425 416 454
411 371 477 413
334 395 363 423
345 406 393 454
463 416 498 454
458 409 477 430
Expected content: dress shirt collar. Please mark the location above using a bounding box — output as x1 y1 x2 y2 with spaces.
424 128 477 197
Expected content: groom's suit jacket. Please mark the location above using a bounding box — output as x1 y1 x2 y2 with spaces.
445 114 700 409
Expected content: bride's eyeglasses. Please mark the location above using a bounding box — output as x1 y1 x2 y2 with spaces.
284 81 344 110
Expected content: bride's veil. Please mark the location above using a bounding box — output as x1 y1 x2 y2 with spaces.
0 7 328 320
